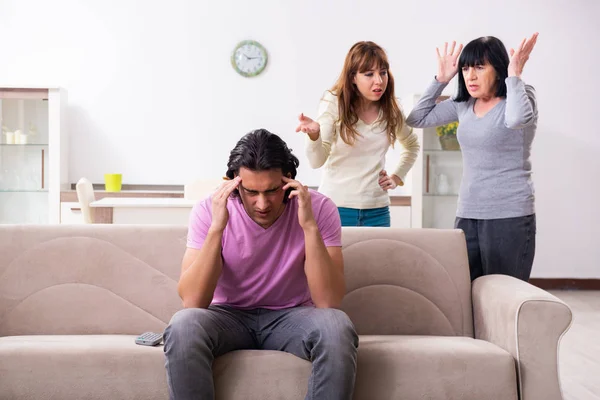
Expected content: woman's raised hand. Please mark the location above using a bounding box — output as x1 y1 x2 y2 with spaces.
508 32 539 78
296 113 321 141
436 41 463 84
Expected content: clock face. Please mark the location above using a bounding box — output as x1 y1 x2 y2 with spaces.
231 40 268 77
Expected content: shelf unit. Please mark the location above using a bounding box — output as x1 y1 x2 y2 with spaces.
404 94 463 229
0 87 68 224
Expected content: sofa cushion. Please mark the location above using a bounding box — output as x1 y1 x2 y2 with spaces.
0 334 517 400
0 335 169 400
341 228 474 337
354 336 517 400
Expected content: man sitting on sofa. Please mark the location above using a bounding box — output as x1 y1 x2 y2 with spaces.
163 129 359 400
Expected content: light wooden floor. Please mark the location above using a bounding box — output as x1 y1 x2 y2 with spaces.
550 290 600 399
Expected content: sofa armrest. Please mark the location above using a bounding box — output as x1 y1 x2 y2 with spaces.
472 275 572 400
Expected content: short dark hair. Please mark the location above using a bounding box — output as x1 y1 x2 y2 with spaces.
225 129 299 201
455 36 510 102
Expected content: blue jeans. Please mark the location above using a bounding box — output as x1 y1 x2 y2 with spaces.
338 206 390 227
164 305 359 400
455 214 536 281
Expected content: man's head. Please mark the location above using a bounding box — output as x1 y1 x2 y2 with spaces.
225 129 300 228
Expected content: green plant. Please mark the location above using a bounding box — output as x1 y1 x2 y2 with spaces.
436 121 458 137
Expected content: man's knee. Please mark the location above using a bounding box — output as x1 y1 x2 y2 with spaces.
311 308 358 347
164 308 212 343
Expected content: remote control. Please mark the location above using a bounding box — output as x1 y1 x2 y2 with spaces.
135 332 163 346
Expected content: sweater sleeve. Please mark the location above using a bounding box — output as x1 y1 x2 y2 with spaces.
504 76 538 129
305 91 338 169
392 109 420 183
406 78 459 128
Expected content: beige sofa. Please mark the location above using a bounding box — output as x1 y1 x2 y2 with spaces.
0 225 571 400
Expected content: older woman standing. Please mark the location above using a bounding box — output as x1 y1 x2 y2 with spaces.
407 33 539 281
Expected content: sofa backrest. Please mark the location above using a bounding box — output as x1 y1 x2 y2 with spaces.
0 225 186 336
340 228 473 337
0 225 473 338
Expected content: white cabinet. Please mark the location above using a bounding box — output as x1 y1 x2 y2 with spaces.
0 87 68 224
60 202 84 224
404 94 462 229
390 206 411 228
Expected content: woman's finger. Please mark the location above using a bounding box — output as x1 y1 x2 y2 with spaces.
453 44 463 64
523 33 538 56
518 38 525 53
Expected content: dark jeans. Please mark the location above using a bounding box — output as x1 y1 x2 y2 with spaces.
455 214 536 281
338 206 390 227
163 305 359 400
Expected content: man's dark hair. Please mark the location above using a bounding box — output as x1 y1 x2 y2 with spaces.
455 36 510 102
226 129 300 202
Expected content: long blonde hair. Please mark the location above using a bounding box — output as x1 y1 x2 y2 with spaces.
331 41 403 146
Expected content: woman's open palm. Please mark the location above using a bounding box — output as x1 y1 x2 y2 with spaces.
436 41 463 84
296 113 320 141
509 32 539 77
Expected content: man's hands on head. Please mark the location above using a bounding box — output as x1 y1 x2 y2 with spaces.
210 175 320 233
282 176 317 231
210 177 241 233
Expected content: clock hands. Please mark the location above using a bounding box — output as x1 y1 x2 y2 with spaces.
241 53 260 60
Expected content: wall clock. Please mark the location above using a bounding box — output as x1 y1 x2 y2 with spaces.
231 40 268 77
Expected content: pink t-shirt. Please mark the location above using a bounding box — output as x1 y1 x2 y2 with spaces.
187 189 342 310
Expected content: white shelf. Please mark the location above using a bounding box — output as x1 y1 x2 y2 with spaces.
404 93 462 229
0 87 67 224
0 143 49 147
0 189 48 193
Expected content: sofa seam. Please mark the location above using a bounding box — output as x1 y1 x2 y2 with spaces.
345 284 456 336
1 283 169 328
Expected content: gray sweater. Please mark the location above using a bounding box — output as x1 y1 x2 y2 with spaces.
406 77 538 219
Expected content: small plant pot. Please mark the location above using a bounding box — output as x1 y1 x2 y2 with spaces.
104 173 123 192
439 135 460 151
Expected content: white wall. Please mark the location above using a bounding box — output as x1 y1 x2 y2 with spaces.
0 0 598 278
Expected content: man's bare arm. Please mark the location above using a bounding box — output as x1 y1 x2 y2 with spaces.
304 227 345 308
177 177 241 308
177 229 224 308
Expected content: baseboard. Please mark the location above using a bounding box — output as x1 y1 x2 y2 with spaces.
529 278 600 290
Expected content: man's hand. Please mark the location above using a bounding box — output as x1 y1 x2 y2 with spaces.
282 176 316 231
210 177 241 233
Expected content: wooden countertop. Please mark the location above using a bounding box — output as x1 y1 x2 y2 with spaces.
62 185 411 206
90 197 197 208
